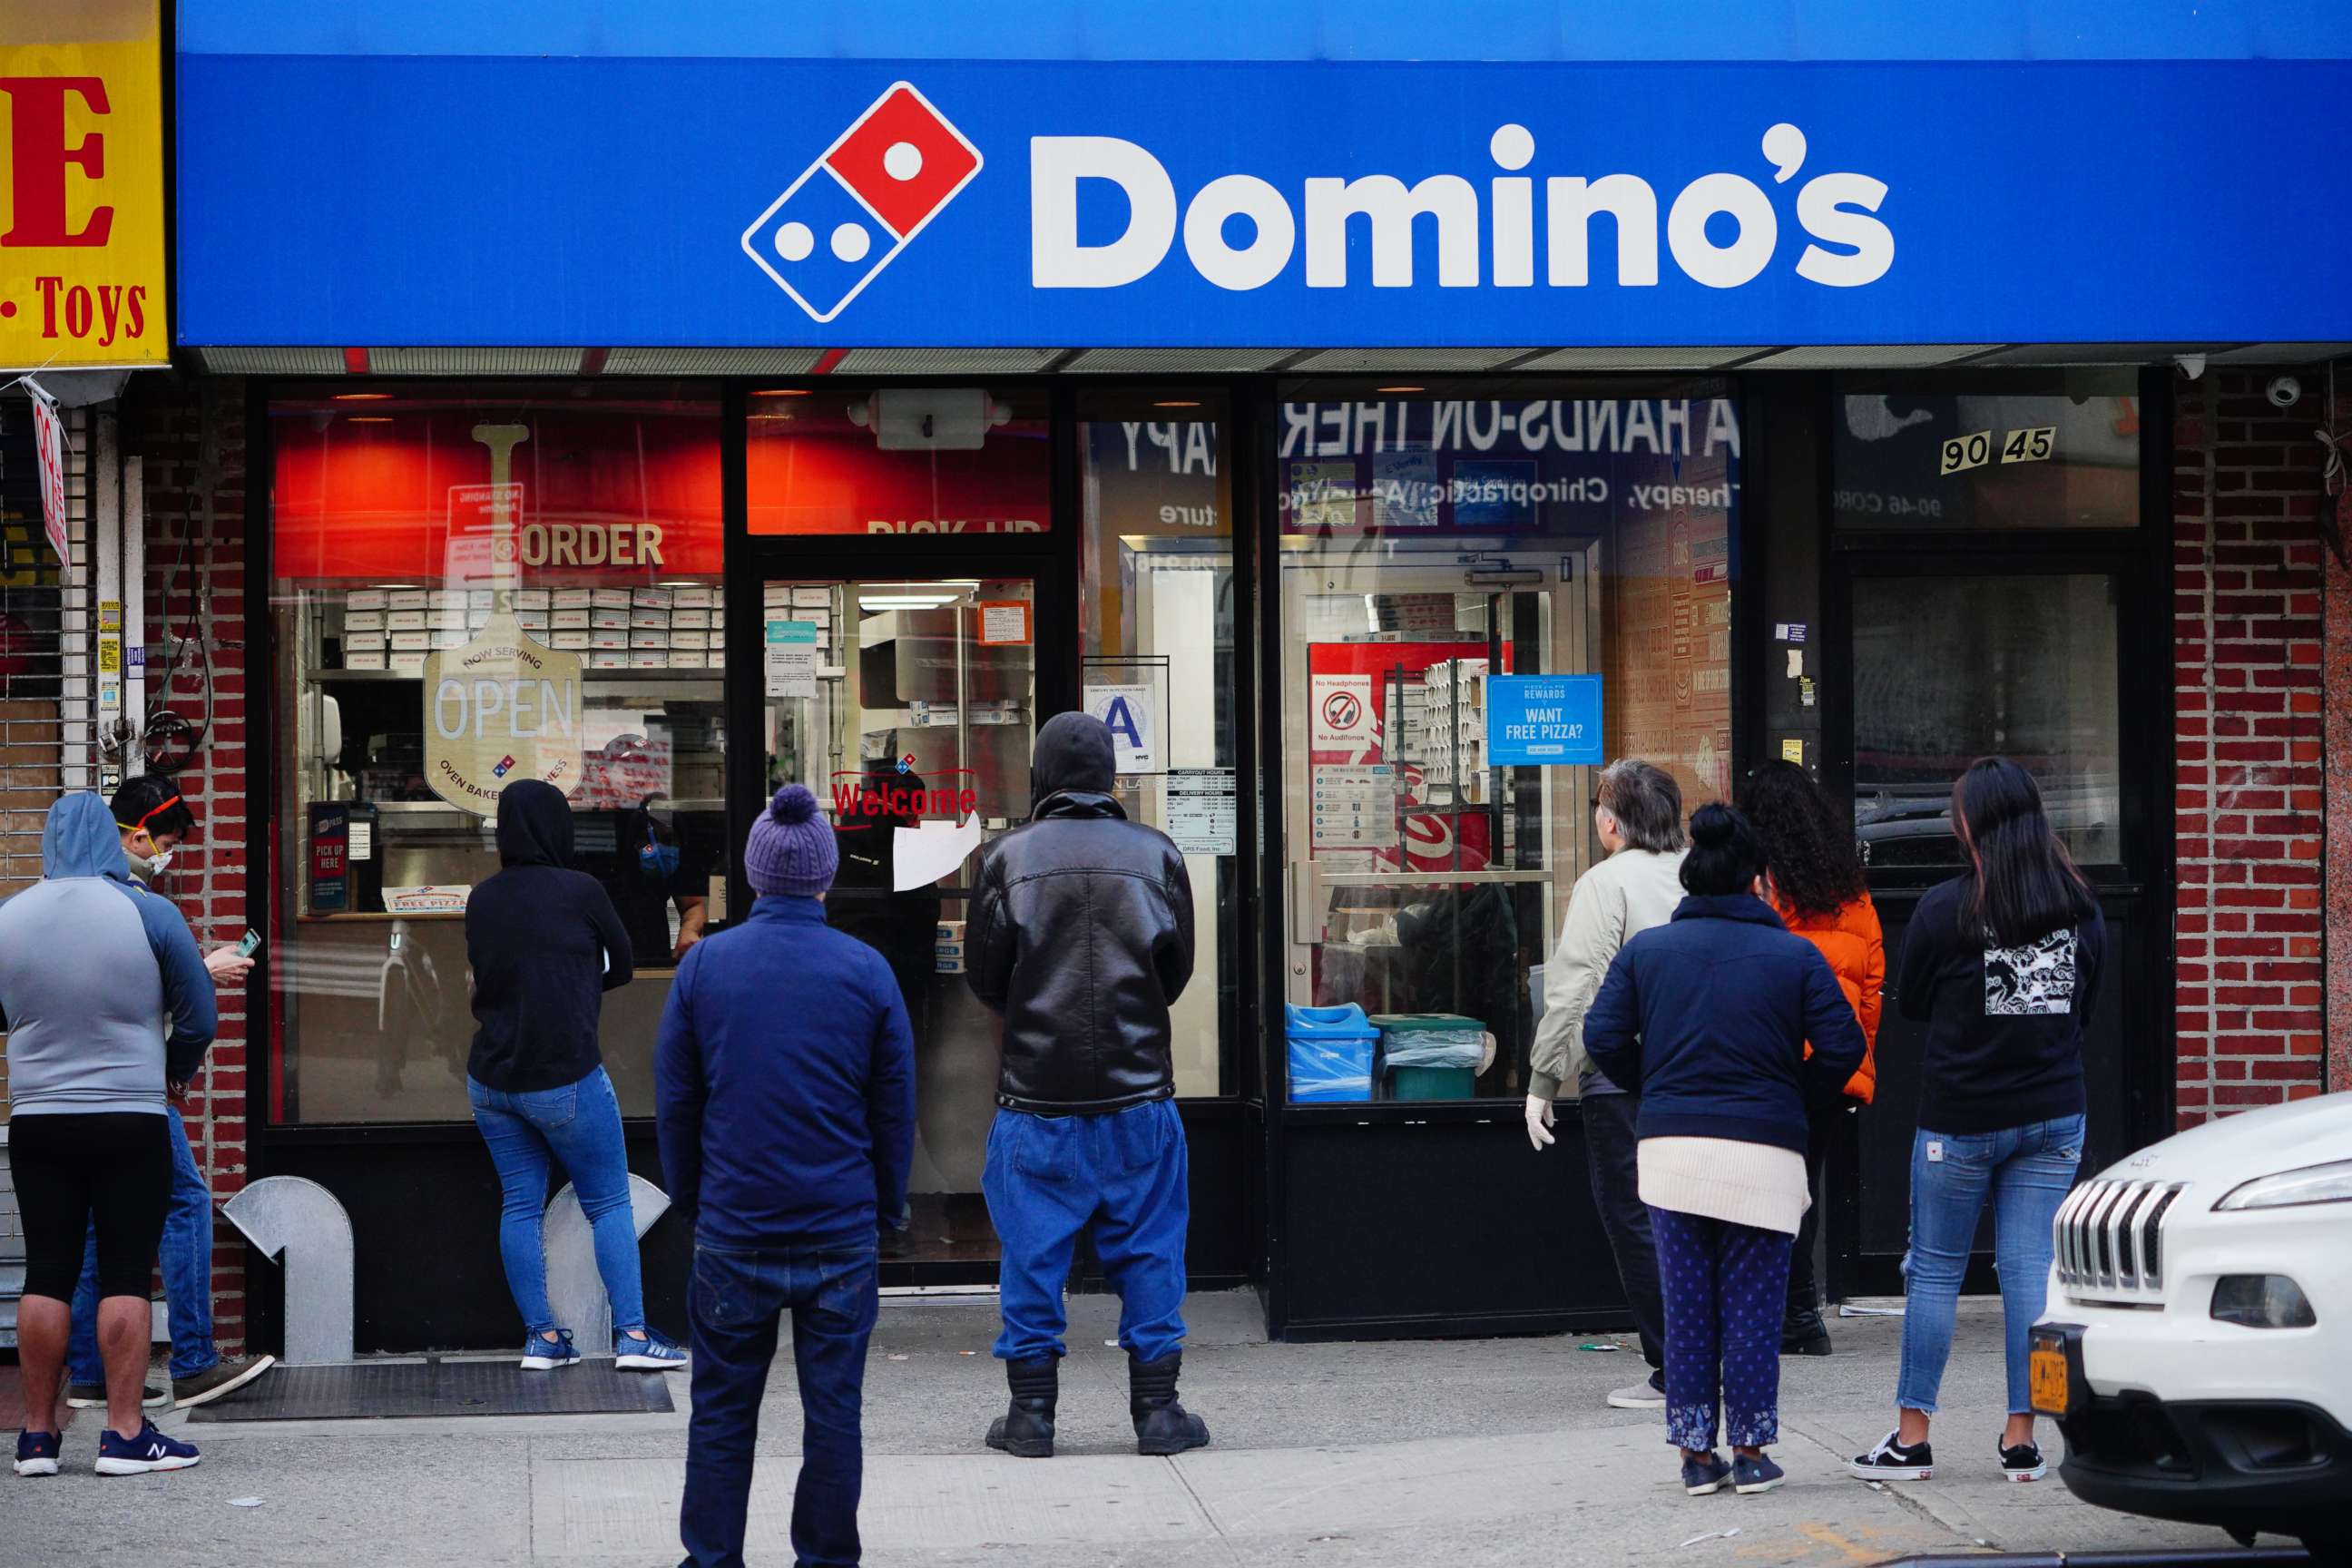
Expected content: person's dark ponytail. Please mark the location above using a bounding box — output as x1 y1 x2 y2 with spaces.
1680 802 1768 897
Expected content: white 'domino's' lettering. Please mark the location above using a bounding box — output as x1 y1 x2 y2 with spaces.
1032 122 1891 292
433 678 580 740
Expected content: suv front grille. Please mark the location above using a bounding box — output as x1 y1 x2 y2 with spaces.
2054 1180 2185 1303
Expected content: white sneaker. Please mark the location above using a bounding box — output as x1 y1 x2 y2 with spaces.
1608 1378 1667 1410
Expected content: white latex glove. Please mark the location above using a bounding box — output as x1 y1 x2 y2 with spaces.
204 946 255 988
1524 1093 1556 1152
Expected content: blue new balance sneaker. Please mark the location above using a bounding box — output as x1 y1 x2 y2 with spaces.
94 1420 201 1475
614 1329 688 1372
15 1430 61 1477
520 1328 581 1370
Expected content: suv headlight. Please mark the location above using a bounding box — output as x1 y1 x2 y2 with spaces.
2215 1158 2352 1211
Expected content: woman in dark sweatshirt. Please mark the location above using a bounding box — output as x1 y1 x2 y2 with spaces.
466 779 683 1372
1849 758 2103 1486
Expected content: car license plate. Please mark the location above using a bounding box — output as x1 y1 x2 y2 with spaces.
2029 1335 2070 1416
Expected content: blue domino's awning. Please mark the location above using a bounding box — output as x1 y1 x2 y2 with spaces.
176 3 2352 369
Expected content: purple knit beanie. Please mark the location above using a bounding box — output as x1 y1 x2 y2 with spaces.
745 784 838 897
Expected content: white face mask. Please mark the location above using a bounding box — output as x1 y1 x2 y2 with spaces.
147 848 174 877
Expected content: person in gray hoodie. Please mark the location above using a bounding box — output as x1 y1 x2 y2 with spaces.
2 793 215 1477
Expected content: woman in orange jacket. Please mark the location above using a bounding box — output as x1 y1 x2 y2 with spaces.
1739 760 1883 1357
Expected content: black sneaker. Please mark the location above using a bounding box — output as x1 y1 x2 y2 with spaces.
1848 1430 1935 1481
64 1383 168 1410
2000 1437 2049 1482
1681 1451 1732 1495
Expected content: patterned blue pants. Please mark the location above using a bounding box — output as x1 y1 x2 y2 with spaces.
1651 1207 1794 1452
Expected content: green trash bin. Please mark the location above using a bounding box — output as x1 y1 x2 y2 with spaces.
1369 1013 1486 1101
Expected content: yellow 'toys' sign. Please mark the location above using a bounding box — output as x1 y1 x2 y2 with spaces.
1 0 165 370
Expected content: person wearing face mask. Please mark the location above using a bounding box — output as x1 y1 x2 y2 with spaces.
55 777 277 1415
608 792 711 968
1524 759 1689 1412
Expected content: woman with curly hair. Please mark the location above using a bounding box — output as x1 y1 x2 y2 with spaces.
1737 760 1882 1358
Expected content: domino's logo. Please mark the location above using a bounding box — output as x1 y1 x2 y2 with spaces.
741 83 984 323
492 754 516 779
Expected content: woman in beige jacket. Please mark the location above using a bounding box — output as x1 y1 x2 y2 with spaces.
1524 758 1688 1409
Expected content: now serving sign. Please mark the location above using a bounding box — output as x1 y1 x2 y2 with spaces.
1485 675 1604 766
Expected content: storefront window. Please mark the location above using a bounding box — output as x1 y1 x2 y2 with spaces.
1276 382 1740 1104
747 387 1050 534
267 390 724 1123
1079 391 1236 1097
1832 372 2141 529
1853 573 2124 869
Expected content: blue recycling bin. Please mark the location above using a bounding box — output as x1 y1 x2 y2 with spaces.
1285 1003 1377 1103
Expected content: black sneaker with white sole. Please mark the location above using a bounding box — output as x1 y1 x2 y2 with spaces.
1999 1438 2049 1482
1848 1430 1935 1480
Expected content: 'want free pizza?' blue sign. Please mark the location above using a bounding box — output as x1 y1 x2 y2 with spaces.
1485 675 1604 766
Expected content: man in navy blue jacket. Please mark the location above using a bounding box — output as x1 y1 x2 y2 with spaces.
656 783 916 1568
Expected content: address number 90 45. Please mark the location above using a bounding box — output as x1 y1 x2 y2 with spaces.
1942 426 2058 475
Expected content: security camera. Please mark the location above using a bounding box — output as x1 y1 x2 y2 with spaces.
2175 353 2208 381
2266 376 2302 408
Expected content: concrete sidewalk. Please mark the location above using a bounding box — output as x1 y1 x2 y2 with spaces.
4 1293 2255 1567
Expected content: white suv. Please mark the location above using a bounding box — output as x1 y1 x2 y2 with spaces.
2032 1094 2352 1558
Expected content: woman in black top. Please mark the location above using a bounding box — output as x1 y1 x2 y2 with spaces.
466 781 684 1374
1849 759 2103 1487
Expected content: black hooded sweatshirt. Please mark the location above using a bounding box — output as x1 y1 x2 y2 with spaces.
466 780 635 1093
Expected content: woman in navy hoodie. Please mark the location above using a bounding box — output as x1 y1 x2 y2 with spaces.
1585 804 1867 1499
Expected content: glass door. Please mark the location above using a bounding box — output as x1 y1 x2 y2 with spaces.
1279 547 1599 1102
758 574 1037 1266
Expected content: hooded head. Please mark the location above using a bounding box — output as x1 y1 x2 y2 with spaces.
1032 712 1117 805
44 791 130 880
496 779 576 868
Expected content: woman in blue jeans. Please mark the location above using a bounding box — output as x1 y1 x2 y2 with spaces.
465 780 685 1372
1851 759 2104 1485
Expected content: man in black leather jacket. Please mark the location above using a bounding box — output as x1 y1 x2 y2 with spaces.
966 711 1208 1460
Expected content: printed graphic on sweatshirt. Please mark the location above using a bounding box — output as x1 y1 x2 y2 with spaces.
1984 927 2077 1015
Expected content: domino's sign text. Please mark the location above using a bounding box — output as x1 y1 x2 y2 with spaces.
1032 122 1887 294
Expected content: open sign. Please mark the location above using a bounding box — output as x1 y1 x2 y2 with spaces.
422 626 585 813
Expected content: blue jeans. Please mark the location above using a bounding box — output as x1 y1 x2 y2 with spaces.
982 1098 1188 1365
68 1105 214 1383
1896 1113 2085 1416
1652 1207 1793 1452
681 1240 878 1568
467 1064 645 1338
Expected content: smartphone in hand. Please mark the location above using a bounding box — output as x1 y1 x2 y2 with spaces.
235 928 261 959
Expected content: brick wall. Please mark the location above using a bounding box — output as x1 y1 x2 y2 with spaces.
122 376 251 1352
2171 370 2331 1124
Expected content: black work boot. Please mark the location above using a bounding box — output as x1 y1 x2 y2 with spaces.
1128 1350 1210 1456
985 1356 1058 1458
1781 1306 1834 1357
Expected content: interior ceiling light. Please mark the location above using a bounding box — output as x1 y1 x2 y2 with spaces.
1374 385 1426 394
334 392 393 401
1152 399 1202 408
858 593 962 609
752 387 811 397
347 416 394 423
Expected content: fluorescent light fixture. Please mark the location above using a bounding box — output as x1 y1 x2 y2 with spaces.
752 387 811 397
348 416 393 423
333 392 393 402
1152 399 1202 408
859 593 962 609
1375 385 1426 393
